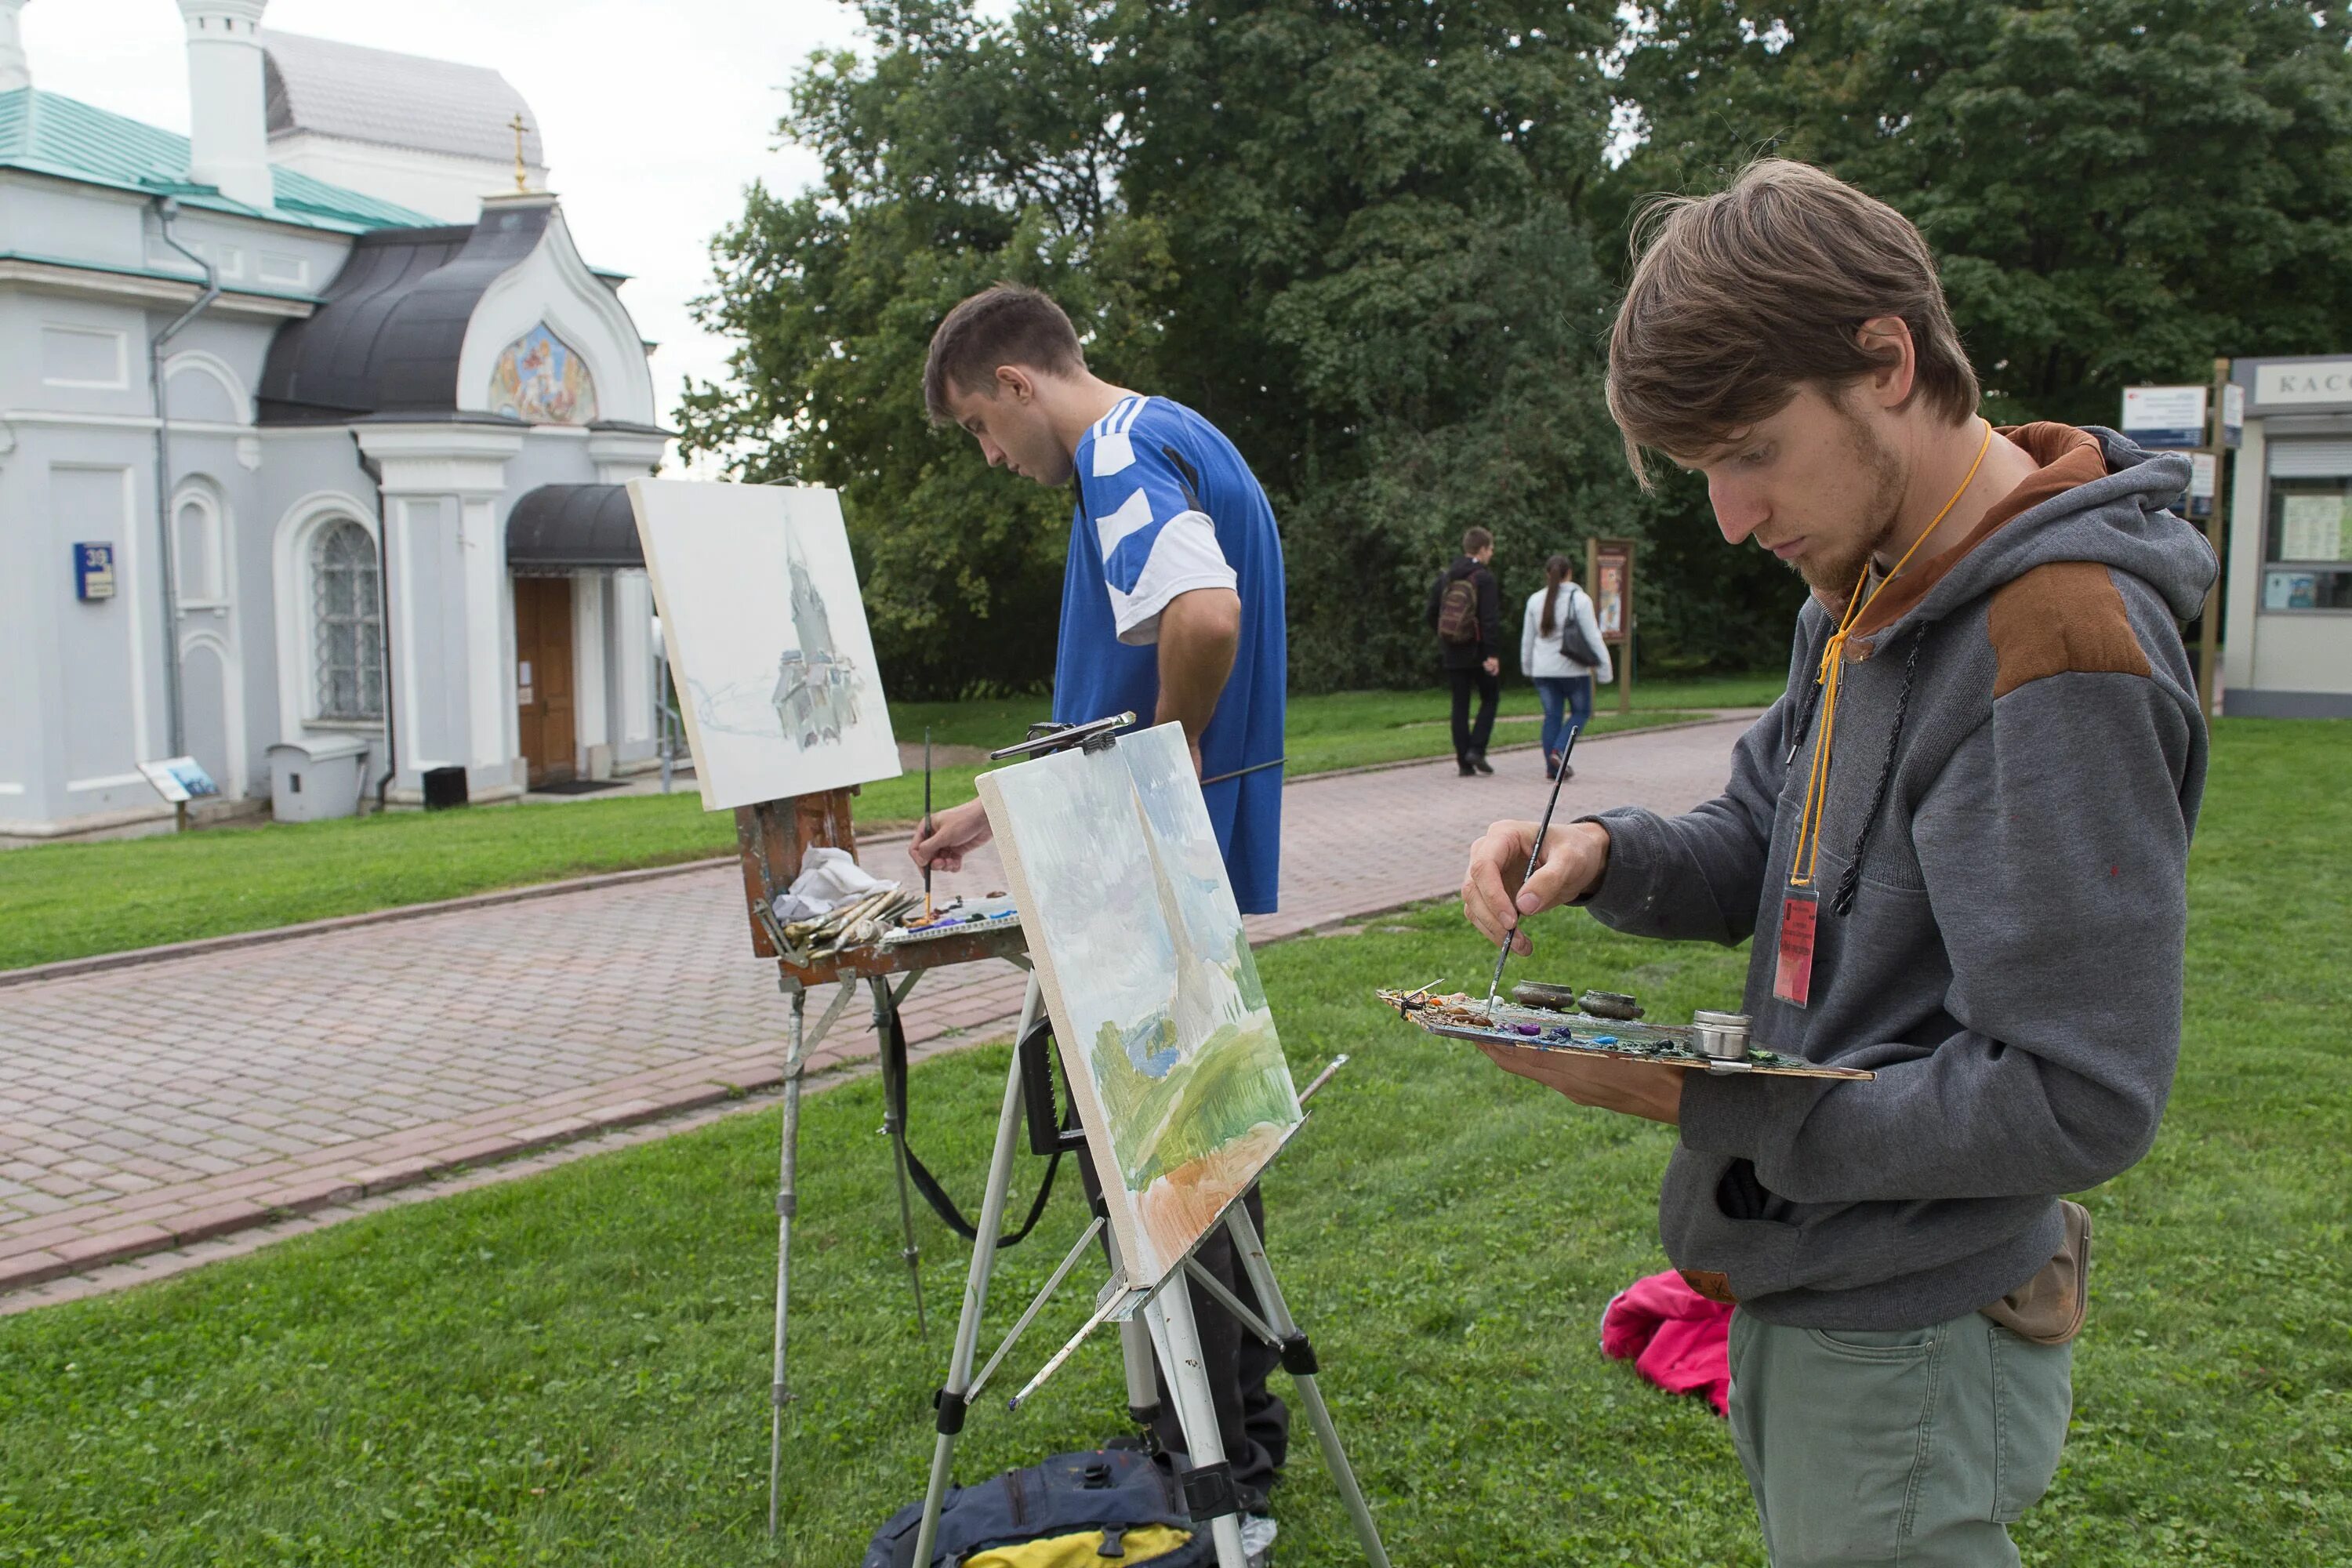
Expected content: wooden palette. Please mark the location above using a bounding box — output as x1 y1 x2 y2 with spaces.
1377 990 1874 1080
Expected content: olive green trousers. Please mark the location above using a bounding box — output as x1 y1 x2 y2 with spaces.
1727 1308 2073 1566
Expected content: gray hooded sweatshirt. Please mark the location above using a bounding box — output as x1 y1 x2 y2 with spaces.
1584 425 2213 1330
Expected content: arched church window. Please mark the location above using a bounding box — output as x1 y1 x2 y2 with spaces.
311 520 383 720
175 489 225 607
488 322 601 425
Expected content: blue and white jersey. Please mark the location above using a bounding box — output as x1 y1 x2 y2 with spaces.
1054 394 1287 914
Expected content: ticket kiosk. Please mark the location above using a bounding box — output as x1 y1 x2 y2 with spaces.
2223 355 2352 717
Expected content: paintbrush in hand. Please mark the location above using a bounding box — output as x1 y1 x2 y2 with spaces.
921 727 934 923
1485 721 1581 1016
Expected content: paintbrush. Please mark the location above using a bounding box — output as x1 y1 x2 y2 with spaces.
1484 722 1582 1016
921 727 934 923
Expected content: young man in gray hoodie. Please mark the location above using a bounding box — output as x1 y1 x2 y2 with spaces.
1460 160 2212 1565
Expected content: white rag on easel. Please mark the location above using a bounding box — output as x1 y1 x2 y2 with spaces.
770 846 888 923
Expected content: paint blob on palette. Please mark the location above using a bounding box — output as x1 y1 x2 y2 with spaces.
1379 990 1873 1080
882 895 1022 947
980 724 1304 1286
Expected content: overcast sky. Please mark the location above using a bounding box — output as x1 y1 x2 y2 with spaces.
24 0 881 455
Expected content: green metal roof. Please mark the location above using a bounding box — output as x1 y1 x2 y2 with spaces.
0 87 437 233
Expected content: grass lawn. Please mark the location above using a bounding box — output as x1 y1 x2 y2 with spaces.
0 719 2342 1565
0 676 1772 971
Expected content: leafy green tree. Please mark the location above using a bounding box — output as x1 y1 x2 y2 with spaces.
1610 0 2352 424
677 1 1172 697
680 0 1783 695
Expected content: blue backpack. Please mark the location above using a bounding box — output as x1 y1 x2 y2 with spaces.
863 1447 1213 1568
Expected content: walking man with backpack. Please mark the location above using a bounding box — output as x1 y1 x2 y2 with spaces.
1429 528 1503 776
1519 553 1613 780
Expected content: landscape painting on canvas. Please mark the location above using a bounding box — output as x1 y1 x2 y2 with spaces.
626 479 900 811
978 723 1302 1285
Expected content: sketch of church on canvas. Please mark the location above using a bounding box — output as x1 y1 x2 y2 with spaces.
978 723 1302 1285
626 480 899 811
771 535 866 750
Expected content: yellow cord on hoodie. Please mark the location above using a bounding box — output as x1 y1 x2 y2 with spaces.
1789 419 1994 891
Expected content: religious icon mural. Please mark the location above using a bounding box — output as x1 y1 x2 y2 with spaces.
488 322 601 425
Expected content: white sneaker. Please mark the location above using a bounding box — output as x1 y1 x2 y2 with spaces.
1240 1512 1277 1567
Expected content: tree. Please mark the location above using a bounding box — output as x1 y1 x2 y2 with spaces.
677 1 1173 698
681 0 1793 695
1609 0 2352 425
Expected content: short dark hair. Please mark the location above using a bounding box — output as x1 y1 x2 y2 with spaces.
1463 527 1494 554
924 284 1086 422
1607 158 1980 486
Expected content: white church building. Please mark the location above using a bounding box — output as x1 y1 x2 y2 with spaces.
1 0 670 842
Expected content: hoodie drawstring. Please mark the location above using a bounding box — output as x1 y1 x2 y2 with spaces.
1831 626 1926 918
1788 419 1992 894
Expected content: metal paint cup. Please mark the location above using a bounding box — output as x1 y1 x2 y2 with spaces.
1690 1010 1751 1062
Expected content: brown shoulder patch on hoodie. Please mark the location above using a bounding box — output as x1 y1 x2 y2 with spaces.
1987 561 2151 699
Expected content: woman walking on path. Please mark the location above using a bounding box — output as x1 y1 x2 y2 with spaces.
1520 553 1613 779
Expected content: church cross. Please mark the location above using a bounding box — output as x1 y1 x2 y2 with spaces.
510 112 529 192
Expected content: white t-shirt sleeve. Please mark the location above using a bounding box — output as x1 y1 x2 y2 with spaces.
1108 509 1236 644
1080 412 1238 645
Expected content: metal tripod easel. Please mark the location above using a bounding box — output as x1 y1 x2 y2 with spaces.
729 787 1036 1536
909 971 1390 1568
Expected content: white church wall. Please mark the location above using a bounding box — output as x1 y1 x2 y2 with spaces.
35 450 165 833
270 131 546 228
142 204 353 303
5 297 148 423
258 424 387 785
0 172 150 276
355 423 524 807
0 434 42 829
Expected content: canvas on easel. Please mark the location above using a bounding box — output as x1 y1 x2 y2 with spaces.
976 723 1302 1287
626 478 901 811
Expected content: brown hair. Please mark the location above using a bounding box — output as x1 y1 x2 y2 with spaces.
1463 526 1494 555
924 284 1086 422
1539 553 1572 635
1606 158 1980 485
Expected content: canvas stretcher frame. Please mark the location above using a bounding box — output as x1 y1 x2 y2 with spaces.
975 721 1304 1290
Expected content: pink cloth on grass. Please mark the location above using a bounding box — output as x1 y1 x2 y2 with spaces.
1600 1269 1733 1417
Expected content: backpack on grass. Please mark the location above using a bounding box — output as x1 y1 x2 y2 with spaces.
862 1447 1213 1568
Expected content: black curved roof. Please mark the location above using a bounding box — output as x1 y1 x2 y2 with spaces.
506 485 644 569
258 202 553 424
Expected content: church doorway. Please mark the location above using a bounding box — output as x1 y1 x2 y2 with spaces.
514 576 576 786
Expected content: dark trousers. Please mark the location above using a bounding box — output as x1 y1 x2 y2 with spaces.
1080 1162 1290 1504
1449 666 1500 761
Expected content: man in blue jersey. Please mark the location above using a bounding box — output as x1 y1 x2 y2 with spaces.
911 284 1290 1556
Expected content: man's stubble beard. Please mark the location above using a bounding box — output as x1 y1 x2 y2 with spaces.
1788 408 1907 598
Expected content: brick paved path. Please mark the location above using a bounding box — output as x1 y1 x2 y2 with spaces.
0 718 1757 1294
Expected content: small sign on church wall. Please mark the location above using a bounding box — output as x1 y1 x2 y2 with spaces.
74 542 116 601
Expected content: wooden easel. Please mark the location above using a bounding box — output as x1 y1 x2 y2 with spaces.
733 787 1033 1536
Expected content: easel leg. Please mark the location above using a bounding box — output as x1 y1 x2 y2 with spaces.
765 978 858 1537
912 972 1043 1567
872 975 930 1339
1145 1285 1253 1568
767 983 808 1538
1119 1316 1163 1436
1223 1206 1389 1566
